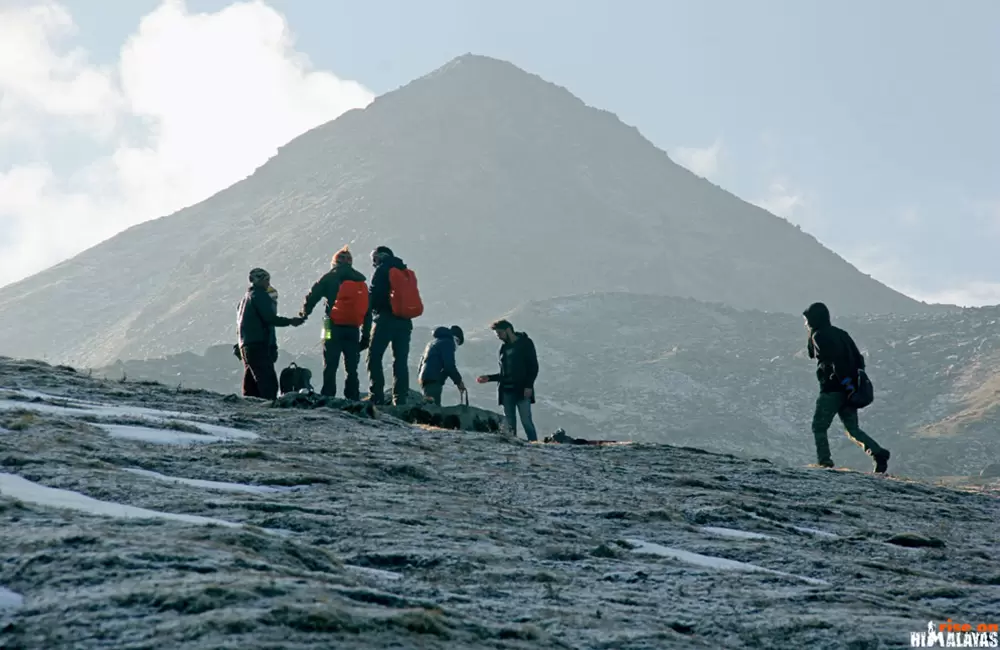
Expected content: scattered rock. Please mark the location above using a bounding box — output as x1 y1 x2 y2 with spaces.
885 533 946 548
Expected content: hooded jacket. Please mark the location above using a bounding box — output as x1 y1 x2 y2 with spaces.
237 285 295 347
417 326 463 386
804 302 865 393
300 261 369 331
486 331 539 405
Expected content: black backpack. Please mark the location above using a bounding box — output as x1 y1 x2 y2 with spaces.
845 368 874 409
279 362 313 395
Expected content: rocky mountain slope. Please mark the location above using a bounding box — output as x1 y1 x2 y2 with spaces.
91 293 1000 479
2 357 999 649
0 53 931 368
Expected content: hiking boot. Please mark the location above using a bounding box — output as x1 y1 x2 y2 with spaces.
818 459 834 468
873 449 890 474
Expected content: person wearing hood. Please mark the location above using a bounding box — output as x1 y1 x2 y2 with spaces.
803 301 890 473
298 246 369 400
237 267 304 399
417 325 466 405
363 245 416 405
476 319 539 441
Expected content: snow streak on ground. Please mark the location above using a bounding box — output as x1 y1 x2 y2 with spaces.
1 358 999 649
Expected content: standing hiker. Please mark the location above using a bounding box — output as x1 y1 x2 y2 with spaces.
363 246 423 405
297 246 369 400
476 319 539 441
237 268 303 399
804 301 890 473
417 325 466 405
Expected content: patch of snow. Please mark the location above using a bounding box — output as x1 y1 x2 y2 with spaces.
0 473 240 528
0 390 257 441
700 526 775 540
791 525 839 538
625 539 828 585
744 512 838 538
0 586 23 610
100 424 225 445
344 565 403 581
122 468 304 494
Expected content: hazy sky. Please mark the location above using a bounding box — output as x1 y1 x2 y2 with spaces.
1 0 998 306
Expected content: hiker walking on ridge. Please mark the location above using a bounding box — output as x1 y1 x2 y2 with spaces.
476 319 539 441
363 246 424 406
417 325 466 405
803 302 890 473
297 246 369 400
237 268 304 400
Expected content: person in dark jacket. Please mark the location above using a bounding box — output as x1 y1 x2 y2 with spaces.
417 325 466 405
476 319 539 441
804 302 890 473
237 267 303 399
298 246 369 400
362 246 414 405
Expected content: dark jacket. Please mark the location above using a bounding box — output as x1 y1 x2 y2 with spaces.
238 285 294 348
418 327 463 386
369 254 409 320
804 302 865 393
300 262 370 331
486 331 539 405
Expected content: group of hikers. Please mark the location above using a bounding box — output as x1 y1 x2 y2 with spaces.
236 245 889 472
235 245 540 441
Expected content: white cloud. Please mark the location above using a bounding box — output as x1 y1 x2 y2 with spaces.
0 0 374 288
906 283 1000 308
672 136 723 179
751 178 805 221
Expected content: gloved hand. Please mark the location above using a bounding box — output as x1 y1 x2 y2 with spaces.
289 316 305 327
270 347 278 363
359 337 369 351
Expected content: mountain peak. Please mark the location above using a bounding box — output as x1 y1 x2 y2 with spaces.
0 54 928 366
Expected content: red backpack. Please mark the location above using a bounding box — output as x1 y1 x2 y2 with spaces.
389 267 423 319
330 279 369 327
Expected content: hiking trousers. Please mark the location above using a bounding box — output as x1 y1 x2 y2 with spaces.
367 316 412 404
241 342 279 400
420 380 444 405
811 391 884 464
501 389 538 442
323 325 361 400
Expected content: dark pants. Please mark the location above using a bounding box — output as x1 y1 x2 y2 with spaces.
241 343 278 400
420 380 444 405
501 389 538 441
367 316 412 404
323 325 361 400
812 391 884 464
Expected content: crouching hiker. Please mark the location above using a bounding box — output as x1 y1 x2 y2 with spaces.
237 268 304 399
297 246 369 400
476 319 539 441
417 326 466 405
804 301 890 473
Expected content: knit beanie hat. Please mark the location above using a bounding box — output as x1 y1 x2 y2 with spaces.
249 267 270 283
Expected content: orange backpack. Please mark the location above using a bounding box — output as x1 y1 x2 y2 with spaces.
388 267 423 319
330 279 369 327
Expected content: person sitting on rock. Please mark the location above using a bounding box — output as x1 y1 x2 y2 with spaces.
417 325 466 405
804 301 890 473
237 267 304 400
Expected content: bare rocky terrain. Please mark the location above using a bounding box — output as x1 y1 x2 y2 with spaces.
92 293 1000 479
2 356 999 649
